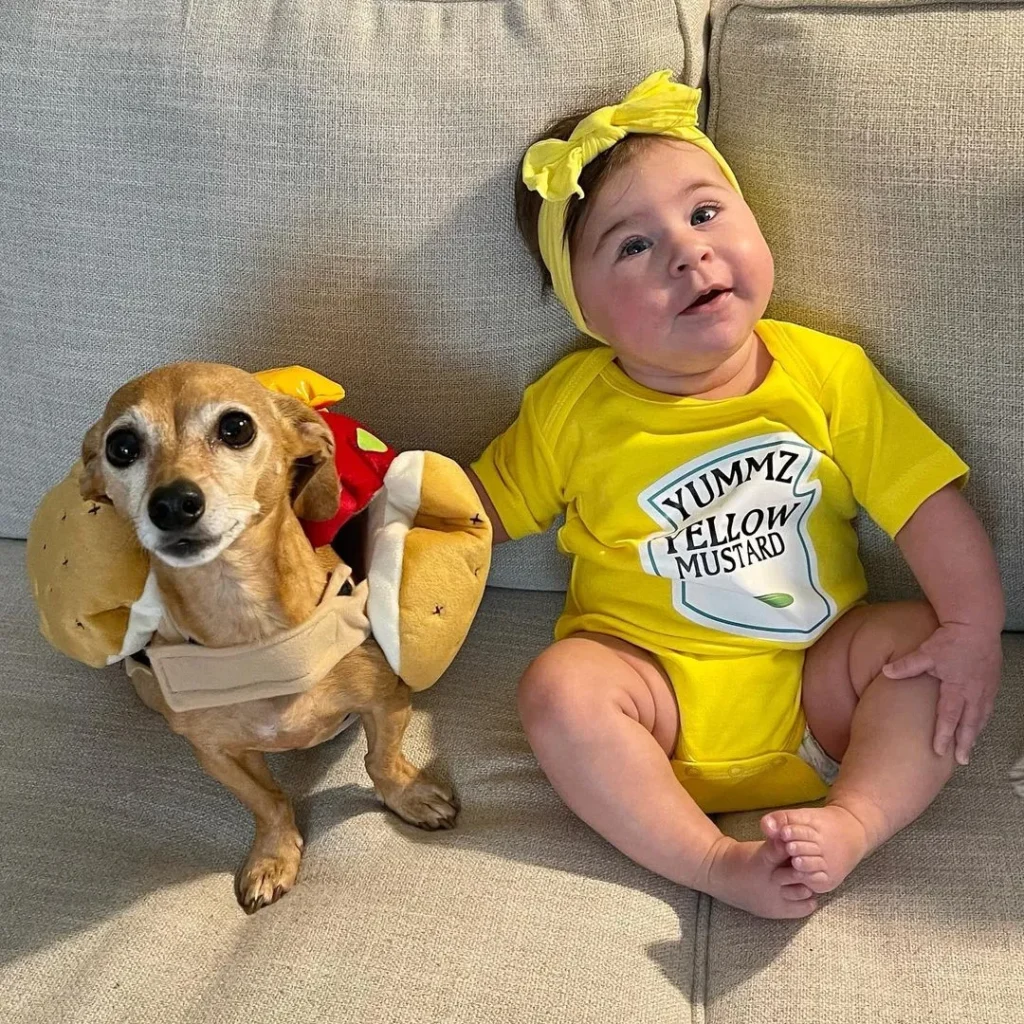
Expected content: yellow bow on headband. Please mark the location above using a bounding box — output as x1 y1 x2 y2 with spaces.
521 70 741 343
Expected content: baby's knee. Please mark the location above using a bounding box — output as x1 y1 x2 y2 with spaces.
876 600 939 659
517 640 596 730
850 599 940 687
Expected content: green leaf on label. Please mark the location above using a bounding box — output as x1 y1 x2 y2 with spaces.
756 593 794 608
356 428 388 453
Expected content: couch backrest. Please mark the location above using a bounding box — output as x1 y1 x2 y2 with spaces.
3 0 1021 625
0 0 706 597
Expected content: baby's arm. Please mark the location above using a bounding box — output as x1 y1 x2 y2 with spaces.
467 468 510 545
884 483 1004 764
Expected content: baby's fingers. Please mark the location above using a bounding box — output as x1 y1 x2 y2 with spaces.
953 701 987 767
933 687 966 758
946 712 978 770
882 647 935 680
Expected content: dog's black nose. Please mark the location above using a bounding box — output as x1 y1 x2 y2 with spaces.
148 480 206 532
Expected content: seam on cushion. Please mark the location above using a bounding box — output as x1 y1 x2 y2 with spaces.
704 0 729 137
671 0 706 88
691 891 712 1024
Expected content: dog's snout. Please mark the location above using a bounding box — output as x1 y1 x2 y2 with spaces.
148 479 206 532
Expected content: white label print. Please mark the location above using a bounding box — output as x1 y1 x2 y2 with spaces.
638 432 836 641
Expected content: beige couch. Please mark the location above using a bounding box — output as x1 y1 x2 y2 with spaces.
1 1 1022 1021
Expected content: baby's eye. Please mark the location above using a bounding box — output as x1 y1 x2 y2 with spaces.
618 236 652 259
691 204 719 226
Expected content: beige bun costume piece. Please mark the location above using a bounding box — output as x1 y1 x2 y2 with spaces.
26 366 491 704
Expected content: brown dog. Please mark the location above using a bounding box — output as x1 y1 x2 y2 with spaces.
80 362 458 912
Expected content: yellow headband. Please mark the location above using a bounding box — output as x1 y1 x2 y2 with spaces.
522 70 741 344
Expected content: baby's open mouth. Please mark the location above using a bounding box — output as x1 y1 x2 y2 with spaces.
682 288 730 314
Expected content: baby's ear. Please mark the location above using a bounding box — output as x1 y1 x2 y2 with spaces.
269 393 340 522
79 419 112 504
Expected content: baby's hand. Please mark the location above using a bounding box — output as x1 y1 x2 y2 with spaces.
882 622 1002 766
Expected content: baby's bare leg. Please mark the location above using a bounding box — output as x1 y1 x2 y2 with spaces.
519 633 818 919
763 601 956 894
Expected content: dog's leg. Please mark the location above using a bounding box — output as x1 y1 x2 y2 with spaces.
361 685 459 830
190 745 304 913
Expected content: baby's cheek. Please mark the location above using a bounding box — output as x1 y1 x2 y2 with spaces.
601 280 646 322
737 233 774 292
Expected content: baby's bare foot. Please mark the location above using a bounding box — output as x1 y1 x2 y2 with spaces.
698 835 818 919
761 805 872 895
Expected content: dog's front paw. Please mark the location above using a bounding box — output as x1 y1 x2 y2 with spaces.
385 774 460 831
234 830 304 914
1011 755 1024 798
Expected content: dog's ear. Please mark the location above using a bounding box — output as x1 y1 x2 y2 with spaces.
79 419 112 504
270 394 340 522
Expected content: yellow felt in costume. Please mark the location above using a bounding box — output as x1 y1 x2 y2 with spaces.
253 365 346 408
26 462 150 669
26 367 490 695
368 451 492 690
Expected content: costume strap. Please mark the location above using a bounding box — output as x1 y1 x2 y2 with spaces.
144 563 370 712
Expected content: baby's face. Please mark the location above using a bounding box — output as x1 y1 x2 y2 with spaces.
572 138 774 383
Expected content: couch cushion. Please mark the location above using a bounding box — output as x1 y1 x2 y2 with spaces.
0 538 699 1023
0 0 709 596
706 0 1024 626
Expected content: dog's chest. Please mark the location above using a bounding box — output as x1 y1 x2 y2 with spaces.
157 574 291 648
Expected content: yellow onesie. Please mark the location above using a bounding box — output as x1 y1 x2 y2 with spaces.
472 320 969 813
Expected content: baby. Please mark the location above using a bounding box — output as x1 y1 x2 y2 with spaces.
468 71 1004 919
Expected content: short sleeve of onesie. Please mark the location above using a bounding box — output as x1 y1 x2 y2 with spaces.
470 355 585 539
822 344 969 537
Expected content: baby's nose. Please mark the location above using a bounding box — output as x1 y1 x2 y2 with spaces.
148 479 206 532
672 235 712 273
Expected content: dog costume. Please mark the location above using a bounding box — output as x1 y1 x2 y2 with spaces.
26 366 491 708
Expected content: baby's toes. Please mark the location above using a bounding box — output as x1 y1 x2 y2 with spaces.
778 822 820 844
772 863 828 887
784 840 823 859
761 811 805 842
781 883 813 902
767 836 790 863
792 854 827 875
771 864 809 886
776 866 830 895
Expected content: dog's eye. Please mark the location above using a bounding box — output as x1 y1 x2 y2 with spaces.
218 411 256 449
105 428 142 468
